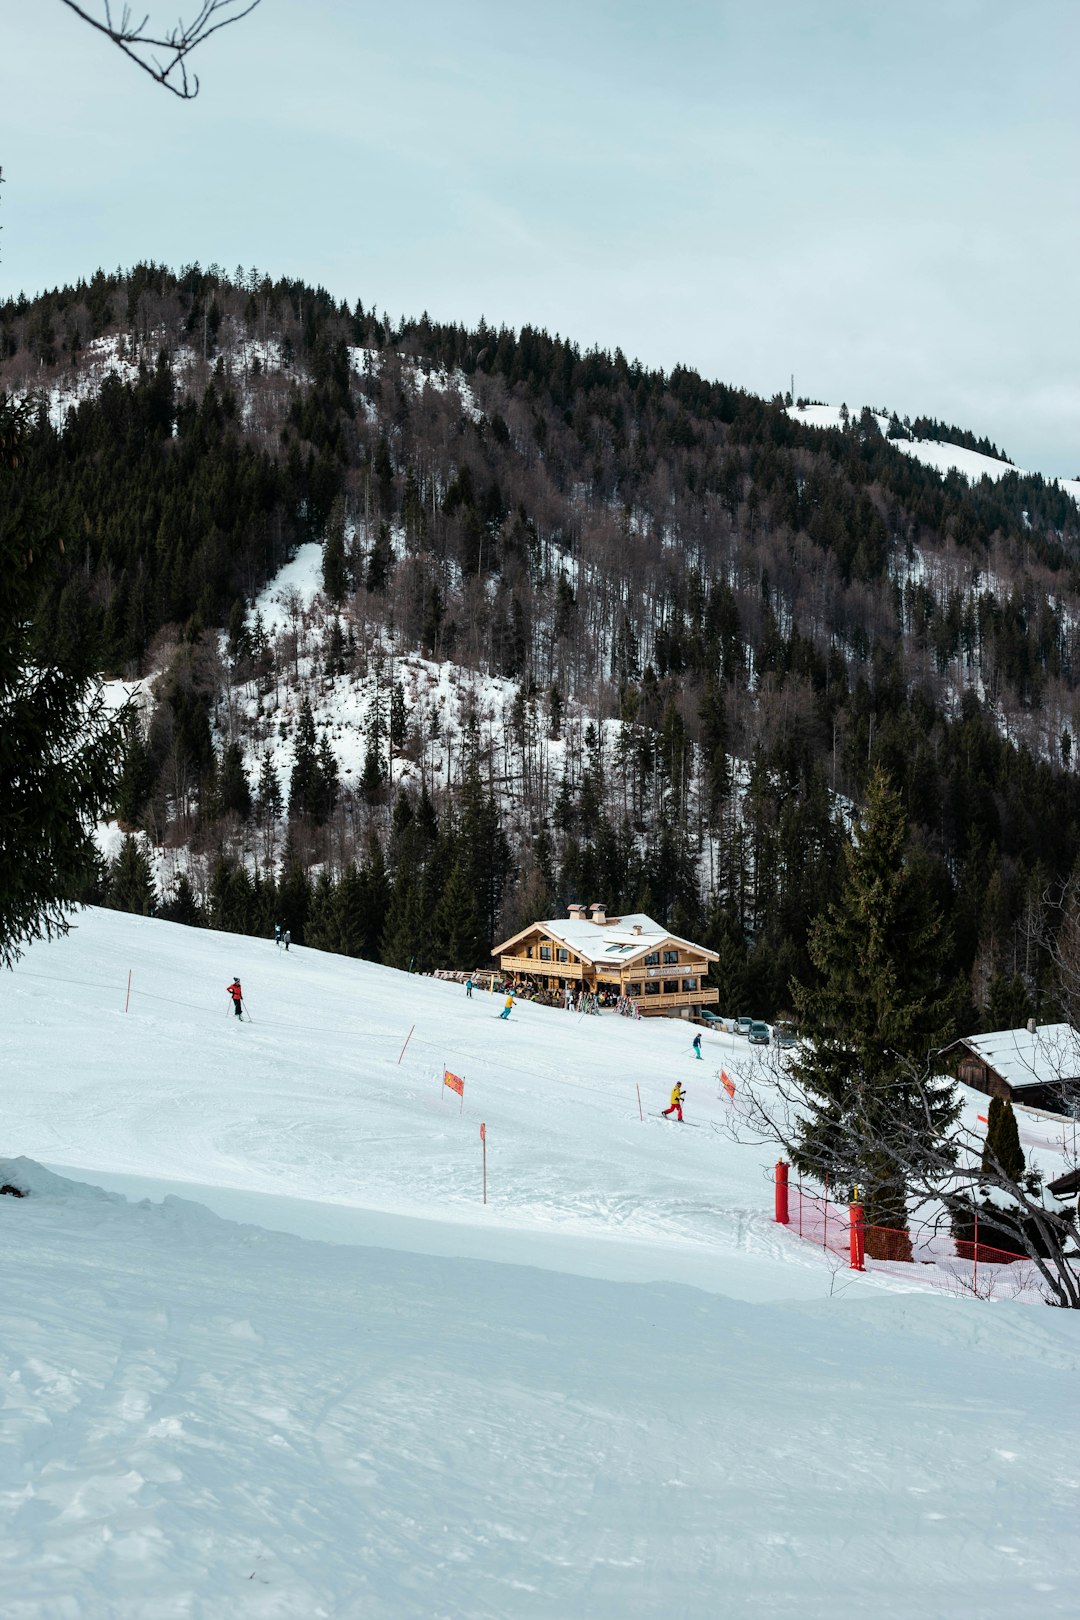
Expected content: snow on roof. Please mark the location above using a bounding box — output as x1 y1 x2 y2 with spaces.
952 1024 1080 1088
519 913 714 966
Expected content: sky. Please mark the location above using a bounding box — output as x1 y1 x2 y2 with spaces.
1 0 1078 477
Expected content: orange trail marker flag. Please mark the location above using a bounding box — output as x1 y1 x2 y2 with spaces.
443 1069 465 1113
720 1070 736 1100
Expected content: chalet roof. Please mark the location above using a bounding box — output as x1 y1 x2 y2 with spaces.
944 1024 1080 1090
1047 1167 1080 1200
492 912 718 968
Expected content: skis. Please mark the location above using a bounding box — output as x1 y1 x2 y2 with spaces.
648 1112 702 1128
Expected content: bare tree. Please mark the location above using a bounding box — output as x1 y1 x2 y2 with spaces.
58 1 262 99
728 1051 1080 1309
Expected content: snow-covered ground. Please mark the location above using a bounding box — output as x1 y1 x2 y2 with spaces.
3 909 1080 1617
787 403 1080 504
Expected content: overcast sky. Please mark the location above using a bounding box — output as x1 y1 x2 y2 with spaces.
2 0 1077 476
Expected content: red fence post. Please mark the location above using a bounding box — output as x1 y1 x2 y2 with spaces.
849 1200 865 1271
775 1160 790 1224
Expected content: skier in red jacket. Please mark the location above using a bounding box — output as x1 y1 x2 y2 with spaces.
227 977 244 1019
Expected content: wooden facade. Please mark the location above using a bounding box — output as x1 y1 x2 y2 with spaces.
491 908 719 1018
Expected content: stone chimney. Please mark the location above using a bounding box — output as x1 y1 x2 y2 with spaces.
590 903 607 925
631 923 642 936
567 903 585 921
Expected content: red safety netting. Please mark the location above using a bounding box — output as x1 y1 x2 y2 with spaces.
778 1172 1052 1302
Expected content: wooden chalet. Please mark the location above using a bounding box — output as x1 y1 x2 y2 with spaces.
941 1022 1080 1117
491 904 719 1018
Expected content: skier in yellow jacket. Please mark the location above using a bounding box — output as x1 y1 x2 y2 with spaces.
662 1082 685 1122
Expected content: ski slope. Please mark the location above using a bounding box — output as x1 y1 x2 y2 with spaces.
3 909 1080 1618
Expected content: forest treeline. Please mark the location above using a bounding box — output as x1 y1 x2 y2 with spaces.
6 261 1080 1030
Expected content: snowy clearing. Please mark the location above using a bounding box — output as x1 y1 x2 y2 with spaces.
3 910 1080 1617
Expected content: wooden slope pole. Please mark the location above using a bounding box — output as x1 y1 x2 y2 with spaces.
398 1024 415 1064
125 970 132 1013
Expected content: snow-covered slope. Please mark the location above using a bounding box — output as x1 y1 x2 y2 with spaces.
3 910 1080 1617
787 403 1080 503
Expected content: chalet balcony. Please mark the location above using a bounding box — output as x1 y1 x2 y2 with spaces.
636 987 718 1014
500 954 583 978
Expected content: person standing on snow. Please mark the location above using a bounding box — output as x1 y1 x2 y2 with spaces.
662 1081 686 1122
227 977 244 1019
692 1032 703 1060
499 992 514 1020
465 977 473 998
283 930 291 952
274 921 282 947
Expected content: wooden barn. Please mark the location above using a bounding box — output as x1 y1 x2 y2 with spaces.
491 904 718 1018
941 1023 1080 1116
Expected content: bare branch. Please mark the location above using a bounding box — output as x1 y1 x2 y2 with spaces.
724 1050 1080 1308
58 0 262 99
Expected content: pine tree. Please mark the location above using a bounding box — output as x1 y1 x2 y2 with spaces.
322 496 350 605
115 713 155 830
158 871 205 927
790 768 960 1246
256 752 283 821
0 395 127 966
106 835 157 915
218 740 252 820
288 696 320 819
982 1095 1025 1183
431 859 484 969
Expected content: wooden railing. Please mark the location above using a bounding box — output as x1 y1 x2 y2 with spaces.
498 954 583 978
636 988 718 1012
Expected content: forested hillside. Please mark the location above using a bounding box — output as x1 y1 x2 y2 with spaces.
5 260 1080 1027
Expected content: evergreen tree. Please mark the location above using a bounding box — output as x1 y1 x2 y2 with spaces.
288 696 320 819
431 858 484 969
115 713 155 830
218 740 252 820
277 854 311 945
0 394 127 966
158 871 205 927
322 496 349 605
790 768 960 1245
256 751 283 821
106 835 157 915
982 1095 1025 1183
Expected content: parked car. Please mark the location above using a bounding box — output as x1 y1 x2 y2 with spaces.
733 1016 754 1037
748 1020 771 1046
692 1009 726 1029
772 1019 796 1049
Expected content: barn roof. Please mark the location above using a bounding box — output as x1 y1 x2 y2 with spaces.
944 1024 1080 1090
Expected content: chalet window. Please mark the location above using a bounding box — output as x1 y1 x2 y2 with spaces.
628 982 641 995
663 950 678 965
663 980 679 995
683 978 698 993
644 981 660 995
540 945 551 961
644 952 660 966
556 948 568 963
525 946 533 957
